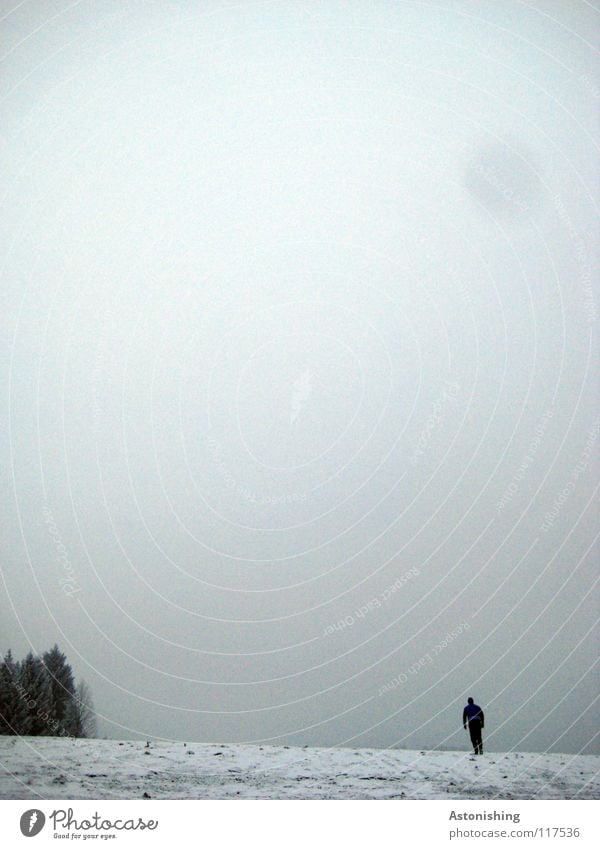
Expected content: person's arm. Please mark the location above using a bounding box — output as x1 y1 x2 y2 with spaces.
462 708 467 729
480 709 484 728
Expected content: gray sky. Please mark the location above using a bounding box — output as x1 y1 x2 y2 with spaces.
1 0 598 755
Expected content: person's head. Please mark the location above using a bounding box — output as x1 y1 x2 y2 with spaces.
467 697 474 704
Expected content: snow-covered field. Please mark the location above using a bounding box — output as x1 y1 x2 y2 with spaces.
0 737 597 800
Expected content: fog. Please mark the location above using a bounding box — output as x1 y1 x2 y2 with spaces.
1 0 598 754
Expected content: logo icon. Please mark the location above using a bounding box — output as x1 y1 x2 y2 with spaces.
20 810 45 837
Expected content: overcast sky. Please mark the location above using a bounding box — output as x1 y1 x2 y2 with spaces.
1 0 598 755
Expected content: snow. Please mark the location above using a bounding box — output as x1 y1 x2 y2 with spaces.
0 737 597 800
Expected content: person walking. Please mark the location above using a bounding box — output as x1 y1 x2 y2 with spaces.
463 697 484 754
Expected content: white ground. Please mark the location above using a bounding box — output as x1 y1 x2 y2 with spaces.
0 737 597 800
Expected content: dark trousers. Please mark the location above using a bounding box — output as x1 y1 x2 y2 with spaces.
468 720 483 754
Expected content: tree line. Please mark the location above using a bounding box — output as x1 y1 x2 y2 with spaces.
0 644 96 737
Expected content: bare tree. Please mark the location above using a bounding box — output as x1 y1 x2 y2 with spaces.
68 680 97 738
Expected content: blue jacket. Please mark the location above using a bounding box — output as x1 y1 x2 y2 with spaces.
463 703 484 727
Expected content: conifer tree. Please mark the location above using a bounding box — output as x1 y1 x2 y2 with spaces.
1 646 97 737
42 644 76 734
18 652 54 736
0 650 26 734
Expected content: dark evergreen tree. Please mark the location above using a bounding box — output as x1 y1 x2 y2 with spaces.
0 651 14 734
42 644 76 734
1 645 97 737
0 650 27 734
18 652 54 736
